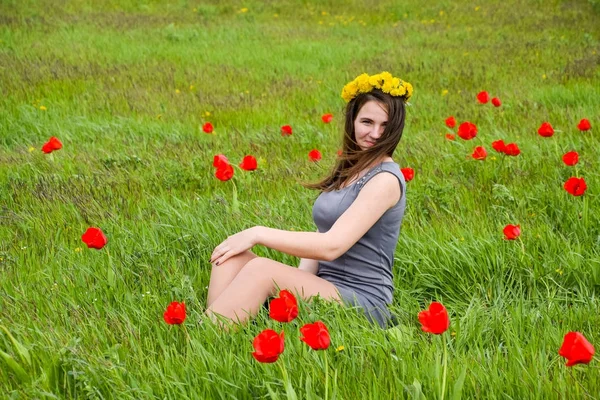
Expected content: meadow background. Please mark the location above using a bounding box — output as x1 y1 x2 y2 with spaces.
1 0 600 398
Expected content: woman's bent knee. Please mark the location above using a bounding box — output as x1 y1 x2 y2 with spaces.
211 250 258 269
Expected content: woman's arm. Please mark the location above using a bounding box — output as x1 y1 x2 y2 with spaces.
298 229 320 275
254 226 333 261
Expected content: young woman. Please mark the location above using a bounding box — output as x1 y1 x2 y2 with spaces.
206 72 412 329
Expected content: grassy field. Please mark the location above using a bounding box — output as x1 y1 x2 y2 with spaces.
1 0 599 398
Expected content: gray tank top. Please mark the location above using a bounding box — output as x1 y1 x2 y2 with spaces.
312 161 407 306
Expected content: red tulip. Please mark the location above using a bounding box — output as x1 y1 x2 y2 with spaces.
300 321 330 350
503 224 521 240
81 227 108 250
269 289 299 322
491 97 501 107
400 167 414 182
281 125 293 136
457 122 477 140
215 164 234 181
538 122 554 137
445 133 455 141
163 301 186 325
559 332 595 367
492 140 506 153
472 146 487 160
41 136 63 154
445 116 456 129
213 154 229 169
476 91 489 104
308 149 322 162
564 177 587 196
203 122 214 134
577 119 591 131
504 143 520 156
321 113 333 123
252 329 285 363
239 155 257 171
562 151 579 166
418 302 450 335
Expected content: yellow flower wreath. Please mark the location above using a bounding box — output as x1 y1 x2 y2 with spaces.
341 71 413 103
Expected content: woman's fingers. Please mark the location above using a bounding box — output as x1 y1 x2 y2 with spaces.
211 244 229 264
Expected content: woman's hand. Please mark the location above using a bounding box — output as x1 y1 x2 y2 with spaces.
210 227 261 266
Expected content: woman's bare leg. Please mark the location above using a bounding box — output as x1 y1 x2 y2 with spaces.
206 257 342 330
206 250 258 307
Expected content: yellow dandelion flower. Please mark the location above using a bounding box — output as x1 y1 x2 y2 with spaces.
441 89 449 96
239 8 248 13
175 89 181 94
193 8 197 12
321 11 328 16
368 74 383 89
475 6 480 11
382 78 395 93
204 111 211 117
28 146 35 152
439 10 445 16
451 331 456 336
405 82 413 98
75 247 82 252
39 105 47 111
490 156 496 160
542 74 547 79
319 20 324 24
273 13 279 17
336 345 345 352
356 74 371 92
189 85 194 90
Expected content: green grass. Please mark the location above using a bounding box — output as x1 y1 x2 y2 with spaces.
1 0 599 398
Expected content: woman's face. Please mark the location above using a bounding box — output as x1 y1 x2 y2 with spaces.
353 100 388 151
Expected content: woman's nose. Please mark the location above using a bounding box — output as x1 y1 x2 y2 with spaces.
372 125 385 137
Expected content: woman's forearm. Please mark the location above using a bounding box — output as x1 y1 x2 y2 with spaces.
254 226 333 261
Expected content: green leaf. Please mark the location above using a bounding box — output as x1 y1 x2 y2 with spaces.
0 325 31 366
0 349 30 383
451 366 467 400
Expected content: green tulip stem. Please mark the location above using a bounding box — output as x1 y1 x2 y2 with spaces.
440 334 448 400
324 351 329 400
231 179 240 214
106 247 115 288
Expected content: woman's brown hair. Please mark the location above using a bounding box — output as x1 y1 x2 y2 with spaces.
302 89 407 192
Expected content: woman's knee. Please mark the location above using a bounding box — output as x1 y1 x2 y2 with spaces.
237 256 267 273
211 250 258 270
